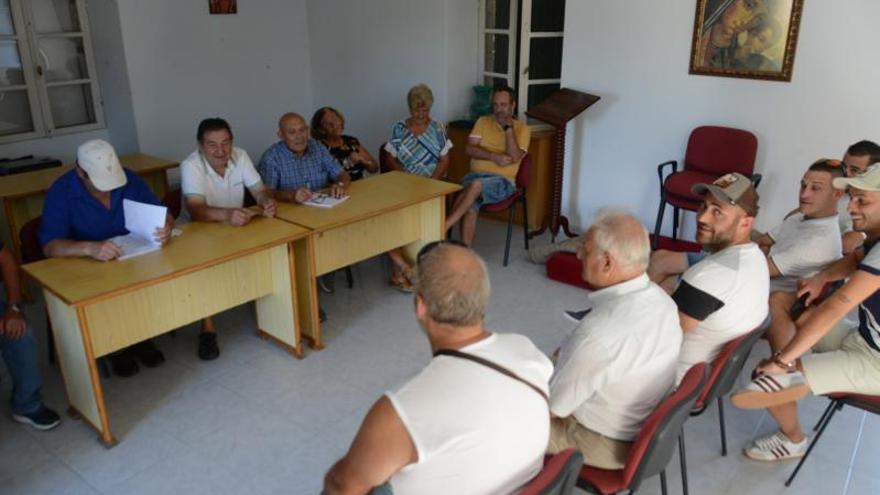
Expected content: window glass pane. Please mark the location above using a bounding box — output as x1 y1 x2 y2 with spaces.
484 34 509 74
531 0 566 32
0 40 25 85
32 0 81 33
484 0 510 30
483 76 508 88
0 0 14 35
528 37 563 79
48 83 95 128
527 83 560 111
39 37 88 82
0 90 34 136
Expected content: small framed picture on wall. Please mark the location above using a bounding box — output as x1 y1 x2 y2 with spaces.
689 0 804 82
209 0 237 15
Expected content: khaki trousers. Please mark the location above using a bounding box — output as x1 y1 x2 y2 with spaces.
547 416 632 470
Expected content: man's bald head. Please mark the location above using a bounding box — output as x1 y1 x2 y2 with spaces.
277 112 310 154
415 243 490 327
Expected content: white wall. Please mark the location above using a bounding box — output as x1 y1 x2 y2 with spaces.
561 0 880 234
0 0 138 163
306 0 478 157
116 0 314 168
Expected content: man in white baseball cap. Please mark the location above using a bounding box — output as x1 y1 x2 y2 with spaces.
733 163 880 462
39 139 173 377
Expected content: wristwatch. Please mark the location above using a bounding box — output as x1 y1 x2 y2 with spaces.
502 124 512 131
9 303 23 313
772 351 796 371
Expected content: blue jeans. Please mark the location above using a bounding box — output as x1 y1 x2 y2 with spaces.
0 302 44 415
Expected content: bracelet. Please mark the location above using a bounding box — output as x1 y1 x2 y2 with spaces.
772 351 796 371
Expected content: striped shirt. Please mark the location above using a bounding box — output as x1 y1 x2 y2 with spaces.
384 120 452 177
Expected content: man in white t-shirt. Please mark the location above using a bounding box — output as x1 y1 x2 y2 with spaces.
179 118 276 360
670 173 769 380
755 160 844 353
547 211 682 469
732 164 880 462
324 242 552 495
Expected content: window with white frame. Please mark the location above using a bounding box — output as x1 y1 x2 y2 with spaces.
0 0 103 144
479 0 565 118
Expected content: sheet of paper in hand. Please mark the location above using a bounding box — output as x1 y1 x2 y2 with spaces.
110 199 168 260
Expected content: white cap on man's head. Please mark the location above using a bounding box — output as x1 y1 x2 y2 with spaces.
833 164 880 192
76 139 126 192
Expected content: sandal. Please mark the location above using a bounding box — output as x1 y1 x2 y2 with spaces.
390 272 415 293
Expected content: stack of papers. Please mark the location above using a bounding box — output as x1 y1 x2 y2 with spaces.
110 199 167 260
303 193 350 209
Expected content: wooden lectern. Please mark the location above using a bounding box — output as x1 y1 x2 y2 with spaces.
525 88 600 241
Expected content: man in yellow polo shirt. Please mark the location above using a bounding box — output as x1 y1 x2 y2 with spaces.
446 86 530 246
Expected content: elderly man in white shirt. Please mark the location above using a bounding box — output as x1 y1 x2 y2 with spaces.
547 210 682 469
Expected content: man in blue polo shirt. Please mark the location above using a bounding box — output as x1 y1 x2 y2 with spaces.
257 112 351 202
732 164 880 463
40 139 173 377
0 239 61 430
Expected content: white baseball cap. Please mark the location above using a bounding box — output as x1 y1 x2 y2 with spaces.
833 164 880 192
76 139 127 192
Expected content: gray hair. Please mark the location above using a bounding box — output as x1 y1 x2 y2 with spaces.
415 243 490 326
589 209 650 272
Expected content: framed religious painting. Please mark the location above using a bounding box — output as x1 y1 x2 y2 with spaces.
209 0 237 14
689 0 804 81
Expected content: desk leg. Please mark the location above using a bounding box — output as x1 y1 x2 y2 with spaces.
44 291 117 447
293 235 323 350
401 197 446 261
255 243 303 358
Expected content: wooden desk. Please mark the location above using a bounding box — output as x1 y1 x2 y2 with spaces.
274 171 460 349
0 153 177 263
23 217 307 446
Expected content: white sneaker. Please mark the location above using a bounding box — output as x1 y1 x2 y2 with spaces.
731 371 810 409
744 430 807 462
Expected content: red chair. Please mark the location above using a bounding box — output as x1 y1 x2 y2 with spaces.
678 322 769 495
162 188 182 219
480 154 531 267
652 126 759 249
520 449 584 495
785 393 880 487
577 363 707 495
379 144 393 174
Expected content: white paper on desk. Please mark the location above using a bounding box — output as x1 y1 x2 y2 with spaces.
302 193 350 208
110 199 167 260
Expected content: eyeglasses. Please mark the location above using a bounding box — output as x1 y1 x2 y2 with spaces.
416 239 468 265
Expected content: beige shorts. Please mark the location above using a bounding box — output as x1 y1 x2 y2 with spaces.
801 321 880 396
546 416 631 470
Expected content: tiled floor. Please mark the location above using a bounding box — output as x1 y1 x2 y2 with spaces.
0 220 878 494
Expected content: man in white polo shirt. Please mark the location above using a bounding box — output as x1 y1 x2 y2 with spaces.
324 242 552 495
180 117 276 360
672 173 769 380
732 163 880 462
547 211 681 469
755 159 844 353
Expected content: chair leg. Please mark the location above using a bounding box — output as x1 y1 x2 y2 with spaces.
672 206 680 240
718 396 728 456
503 204 514 267
47 317 56 365
785 399 842 487
98 358 111 379
659 469 668 495
521 195 529 250
812 399 838 432
679 429 689 495
653 197 667 250
345 266 354 289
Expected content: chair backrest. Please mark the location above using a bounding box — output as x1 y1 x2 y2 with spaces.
684 126 758 177
162 189 182 219
515 153 531 189
520 449 584 495
622 363 707 492
696 321 769 411
379 143 393 174
19 216 45 263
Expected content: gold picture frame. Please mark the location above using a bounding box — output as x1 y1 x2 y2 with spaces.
689 0 804 82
